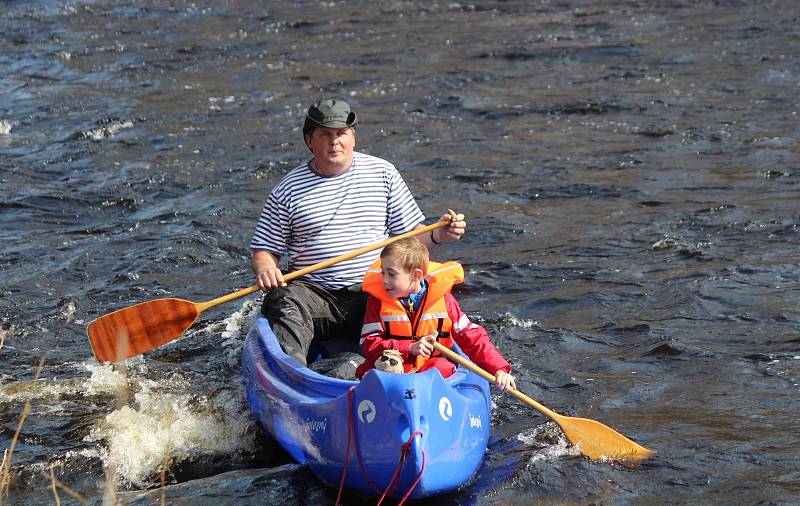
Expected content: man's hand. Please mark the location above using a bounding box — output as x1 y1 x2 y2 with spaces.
252 250 286 291
435 209 466 243
255 267 286 291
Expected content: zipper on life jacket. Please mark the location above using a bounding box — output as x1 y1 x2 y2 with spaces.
382 290 451 352
409 288 429 337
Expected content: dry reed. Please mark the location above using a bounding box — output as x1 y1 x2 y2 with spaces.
0 350 49 504
49 466 60 506
42 469 88 505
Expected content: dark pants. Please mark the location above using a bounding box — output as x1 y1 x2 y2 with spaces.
260 280 369 366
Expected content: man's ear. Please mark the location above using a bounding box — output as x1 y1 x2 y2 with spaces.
303 134 312 152
412 268 424 282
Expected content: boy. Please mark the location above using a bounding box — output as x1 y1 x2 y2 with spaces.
355 237 516 391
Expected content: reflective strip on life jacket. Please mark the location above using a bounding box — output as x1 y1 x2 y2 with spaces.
362 259 464 370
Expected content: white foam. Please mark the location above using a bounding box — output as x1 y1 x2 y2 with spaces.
86 384 255 486
60 300 77 324
516 423 578 464
202 297 259 369
77 298 263 485
218 298 259 340
82 354 256 486
83 363 130 398
82 120 134 141
501 312 540 328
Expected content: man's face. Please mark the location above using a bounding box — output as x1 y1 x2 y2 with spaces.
305 126 355 175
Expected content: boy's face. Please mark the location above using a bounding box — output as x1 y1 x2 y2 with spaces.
381 255 422 299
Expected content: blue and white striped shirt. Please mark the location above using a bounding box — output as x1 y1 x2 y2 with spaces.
250 152 425 289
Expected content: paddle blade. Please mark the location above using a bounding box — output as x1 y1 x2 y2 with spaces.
554 414 653 461
87 298 200 362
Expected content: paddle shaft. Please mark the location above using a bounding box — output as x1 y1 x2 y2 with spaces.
87 219 454 362
433 341 652 461
432 342 559 419
195 220 451 313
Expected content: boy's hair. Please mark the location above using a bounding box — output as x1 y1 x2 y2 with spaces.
380 237 429 274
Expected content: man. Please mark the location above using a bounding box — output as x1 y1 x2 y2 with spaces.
250 98 466 365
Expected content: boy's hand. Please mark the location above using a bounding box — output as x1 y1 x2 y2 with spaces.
494 370 517 391
410 333 436 357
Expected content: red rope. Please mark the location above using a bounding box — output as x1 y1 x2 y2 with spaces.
339 387 381 494
335 387 357 506
337 389 427 506
376 431 425 506
398 448 426 505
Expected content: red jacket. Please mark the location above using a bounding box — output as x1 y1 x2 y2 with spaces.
356 277 511 379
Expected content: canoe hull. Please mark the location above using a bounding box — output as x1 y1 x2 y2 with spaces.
242 317 491 499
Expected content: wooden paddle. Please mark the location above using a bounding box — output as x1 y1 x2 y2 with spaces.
432 342 652 462
87 219 452 363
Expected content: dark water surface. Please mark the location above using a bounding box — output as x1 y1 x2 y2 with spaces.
2 1 799 504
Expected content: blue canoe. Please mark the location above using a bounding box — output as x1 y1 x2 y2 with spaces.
242 316 491 500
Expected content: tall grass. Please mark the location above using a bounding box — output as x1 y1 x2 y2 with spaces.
1 317 182 504
0 327 5 500
0 309 102 505
0 450 6 502
42 466 88 505
0 352 48 503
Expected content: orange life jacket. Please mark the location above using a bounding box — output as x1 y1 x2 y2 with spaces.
362 259 464 371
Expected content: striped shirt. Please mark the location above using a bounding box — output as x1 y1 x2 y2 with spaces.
250 152 425 289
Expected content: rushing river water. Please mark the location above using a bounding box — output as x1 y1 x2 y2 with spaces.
2 1 799 504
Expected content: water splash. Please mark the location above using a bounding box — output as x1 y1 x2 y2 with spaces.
204 298 260 369
73 119 135 141
83 363 130 398
81 358 255 486
500 312 540 329
516 423 579 464
86 384 255 486
0 377 86 402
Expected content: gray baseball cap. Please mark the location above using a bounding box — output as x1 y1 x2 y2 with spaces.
305 98 358 129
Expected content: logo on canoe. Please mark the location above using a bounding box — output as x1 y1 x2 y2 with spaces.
470 414 482 429
439 397 452 421
305 419 327 433
358 400 376 423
